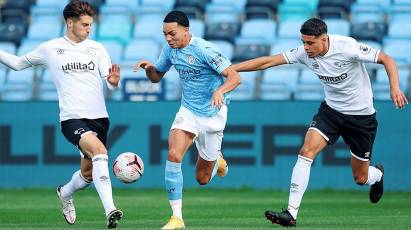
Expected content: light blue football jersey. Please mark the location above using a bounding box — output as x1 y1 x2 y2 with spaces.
155 36 231 117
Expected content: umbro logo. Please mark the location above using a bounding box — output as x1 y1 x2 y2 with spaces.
57 49 64 55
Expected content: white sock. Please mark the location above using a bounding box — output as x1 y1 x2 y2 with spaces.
61 170 91 198
287 155 313 220
366 166 383 185
170 199 183 220
92 154 116 216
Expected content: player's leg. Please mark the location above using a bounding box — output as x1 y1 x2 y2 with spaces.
195 105 228 185
57 158 92 225
343 113 383 203
266 130 327 226
162 129 194 230
266 102 339 226
79 133 123 228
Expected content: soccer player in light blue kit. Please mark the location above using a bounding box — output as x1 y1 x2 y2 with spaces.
135 11 241 230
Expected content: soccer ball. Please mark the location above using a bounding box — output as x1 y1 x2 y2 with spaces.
113 152 144 183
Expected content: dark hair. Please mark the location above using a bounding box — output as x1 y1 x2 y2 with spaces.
300 18 327 36
63 0 96 21
163 10 189 27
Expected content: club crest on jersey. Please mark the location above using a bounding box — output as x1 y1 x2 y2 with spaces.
360 44 371 54
56 49 64 55
86 48 96 56
289 48 298 53
311 61 319 70
188 55 196 65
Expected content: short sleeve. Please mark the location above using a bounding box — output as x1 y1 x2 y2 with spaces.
98 45 112 77
351 41 380 63
154 46 172 73
202 44 231 74
24 43 48 66
283 45 306 64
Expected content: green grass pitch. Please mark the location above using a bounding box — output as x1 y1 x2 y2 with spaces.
0 188 410 229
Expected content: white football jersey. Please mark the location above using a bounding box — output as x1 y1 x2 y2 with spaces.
283 34 380 115
25 36 113 121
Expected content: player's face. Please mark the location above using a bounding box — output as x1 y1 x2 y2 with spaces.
301 34 328 58
163 22 190 48
67 15 93 42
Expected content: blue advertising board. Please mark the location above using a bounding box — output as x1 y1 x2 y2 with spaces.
0 101 410 191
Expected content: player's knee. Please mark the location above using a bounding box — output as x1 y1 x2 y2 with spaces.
81 170 93 181
353 174 367 185
168 149 183 163
299 147 315 158
196 174 210 186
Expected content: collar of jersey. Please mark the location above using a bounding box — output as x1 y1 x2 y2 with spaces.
63 35 87 46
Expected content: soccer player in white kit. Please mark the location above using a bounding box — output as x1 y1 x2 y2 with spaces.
135 11 241 230
0 1 123 229
232 18 408 227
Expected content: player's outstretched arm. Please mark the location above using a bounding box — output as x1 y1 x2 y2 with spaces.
231 54 287 72
0 50 31 71
133 60 165 83
107 64 120 87
377 52 408 109
211 67 241 108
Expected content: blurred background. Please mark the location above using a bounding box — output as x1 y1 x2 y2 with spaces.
0 0 410 191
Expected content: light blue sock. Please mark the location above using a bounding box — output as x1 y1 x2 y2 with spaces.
165 160 183 200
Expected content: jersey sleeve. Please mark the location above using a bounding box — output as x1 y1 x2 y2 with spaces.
24 43 48 66
350 40 380 63
154 45 172 73
282 45 306 64
201 44 231 74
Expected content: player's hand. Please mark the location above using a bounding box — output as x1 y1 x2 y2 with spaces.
133 60 154 72
391 87 408 109
211 89 224 109
107 64 120 87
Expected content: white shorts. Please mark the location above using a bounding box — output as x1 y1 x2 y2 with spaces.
170 105 227 161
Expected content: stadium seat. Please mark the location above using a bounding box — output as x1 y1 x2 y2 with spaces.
206 4 240 24
351 4 385 24
351 22 385 43
123 39 160 63
0 42 17 54
375 67 410 92
17 41 43 56
0 21 27 46
135 5 167 22
35 0 69 10
38 82 58 101
318 6 348 19
174 0 208 14
1 69 35 101
372 83 391 100
133 20 164 44
2 0 32 13
246 0 280 12
383 39 411 64
278 3 313 22
211 40 234 61
205 22 240 44
260 67 298 100
270 38 301 55
239 19 277 45
232 43 270 63
245 6 275 20
278 20 305 39
100 40 124 64
173 6 204 20
189 19 205 38
30 6 62 23
388 5 411 22
231 71 257 100
212 0 247 12
98 14 133 45
388 20 411 39
140 0 175 11
356 0 391 11
104 0 138 10
324 19 350 36
319 0 353 15
27 21 63 41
